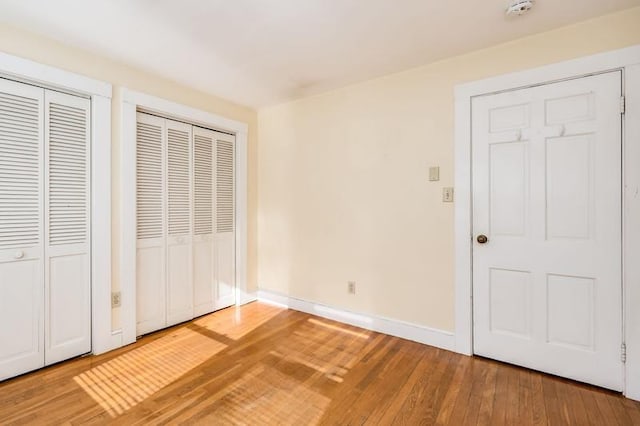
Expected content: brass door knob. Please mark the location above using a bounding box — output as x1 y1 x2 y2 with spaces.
476 235 488 244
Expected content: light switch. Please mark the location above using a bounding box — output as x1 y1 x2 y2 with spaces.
443 187 454 202
429 166 440 181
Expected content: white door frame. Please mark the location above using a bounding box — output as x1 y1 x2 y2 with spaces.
0 51 114 355
119 88 250 345
454 44 640 400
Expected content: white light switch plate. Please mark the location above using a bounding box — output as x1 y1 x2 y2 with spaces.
429 166 440 181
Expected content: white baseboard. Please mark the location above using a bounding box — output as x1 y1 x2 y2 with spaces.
257 290 456 352
238 290 258 306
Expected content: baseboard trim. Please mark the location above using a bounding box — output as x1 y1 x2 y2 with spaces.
238 290 258 306
257 290 456 352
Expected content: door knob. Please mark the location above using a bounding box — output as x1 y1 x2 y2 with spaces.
476 235 488 244
14 250 24 259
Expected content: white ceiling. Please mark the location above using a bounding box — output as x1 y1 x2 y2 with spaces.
0 0 638 108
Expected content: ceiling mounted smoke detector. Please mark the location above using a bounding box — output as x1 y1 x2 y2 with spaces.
506 0 535 16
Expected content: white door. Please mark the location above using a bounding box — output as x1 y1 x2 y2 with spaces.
472 71 623 390
193 127 215 317
0 78 91 380
213 132 236 310
44 90 92 365
0 79 45 380
136 114 235 334
136 113 166 335
165 119 193 326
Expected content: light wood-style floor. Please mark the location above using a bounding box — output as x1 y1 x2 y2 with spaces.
1 302 639 425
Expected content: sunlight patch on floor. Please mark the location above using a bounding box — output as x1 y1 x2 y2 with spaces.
307 318 371 339
193 302 284 340
270 317 374 384
73 327 226 417
200 364 330 425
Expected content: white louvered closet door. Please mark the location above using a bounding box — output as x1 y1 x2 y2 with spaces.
213 132 235 310
44 90 91 365
165 119 193 326
136 113 166 336
193 127 215 317
0 79 45 381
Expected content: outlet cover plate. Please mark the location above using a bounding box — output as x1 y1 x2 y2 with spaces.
112 291 121 308
443 187 454 202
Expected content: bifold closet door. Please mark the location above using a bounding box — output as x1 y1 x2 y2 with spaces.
136 113 166 336
0 79 91 380
44 90 91 365
0 79 45 381
136 114 194 334
136 113 234 334
193 127 215 317
165 120 193 326
214 132 235 310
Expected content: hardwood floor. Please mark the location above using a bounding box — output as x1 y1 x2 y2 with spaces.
1 302 639 425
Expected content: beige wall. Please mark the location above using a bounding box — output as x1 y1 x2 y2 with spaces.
258 7 640 332
0 24 259 329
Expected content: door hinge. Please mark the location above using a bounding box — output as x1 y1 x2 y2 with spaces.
621 96 626 114
622 343 627 363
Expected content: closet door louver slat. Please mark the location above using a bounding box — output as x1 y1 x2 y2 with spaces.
136 122 163 240
48 102 88 246
0 91 41 250
194 134 213 235
216 139 234 234
167 128 191 236
213 133 235 310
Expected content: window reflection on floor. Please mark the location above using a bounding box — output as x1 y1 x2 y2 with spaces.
73 327 226 417
70 304 375 423
180 363 331 425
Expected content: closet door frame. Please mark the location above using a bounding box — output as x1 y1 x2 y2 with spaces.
120 89 250 346
0 52 114 355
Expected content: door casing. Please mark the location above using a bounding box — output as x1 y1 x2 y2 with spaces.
0 52 113 357
454 44 640 400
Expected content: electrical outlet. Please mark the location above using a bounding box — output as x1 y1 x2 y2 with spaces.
443 187 454 202
348 281 356 294
111 291 121 308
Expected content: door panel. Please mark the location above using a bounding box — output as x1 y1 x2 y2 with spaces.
44 90 91 365
167 242 192 325
193 128 215 317
193 236 214 317
136 113 166 335
214 233 235 310
166 120 193 326
0 258 43 380
46 251 90 363
472 71 622 390
214 132 236 310
136 243 165 335
0 79 45 380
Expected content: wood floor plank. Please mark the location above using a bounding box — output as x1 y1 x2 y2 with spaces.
530 374 549 426
488 362 510 426
433 355 469 425
579 385 607 426
0 301 637 425
475 361 498 426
